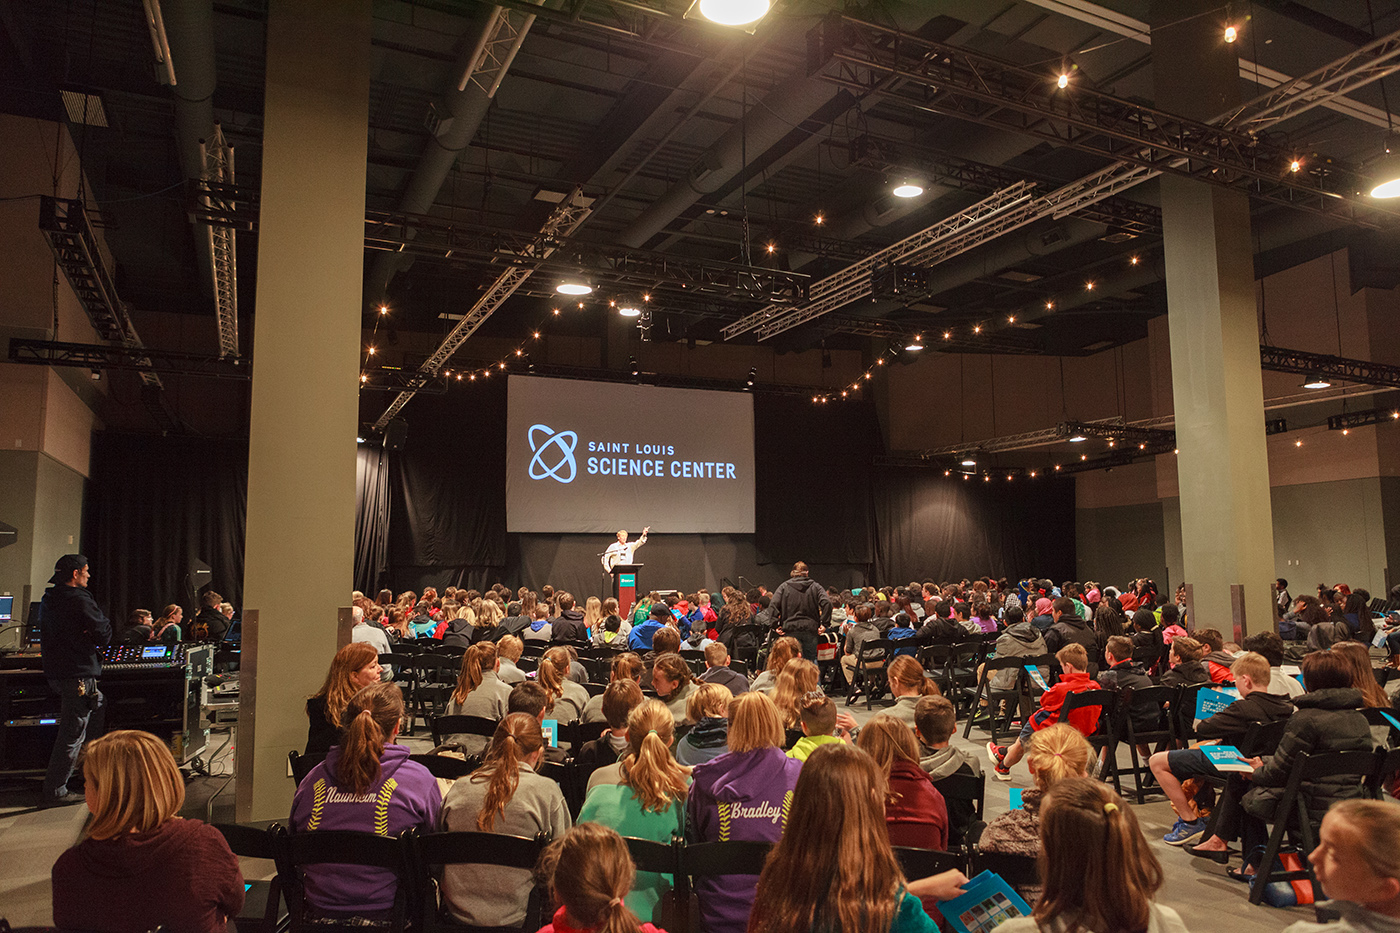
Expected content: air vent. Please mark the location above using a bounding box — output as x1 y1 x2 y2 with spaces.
61 90 107 127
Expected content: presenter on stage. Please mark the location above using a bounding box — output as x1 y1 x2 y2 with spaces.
601 526 650 573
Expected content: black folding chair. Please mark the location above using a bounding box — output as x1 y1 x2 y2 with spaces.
1248 749 1382 905
410 753 478 780
946 638 990 717
676 838 772 933
1116 684 1179 804
271 825 414 933
892 846 963 882
621 836 683 930
213 822 287 933
539 758 587 818
962 655 1052 744
918 644 954 695
431 714 500 749
848 638 893 709
408 655 458 731
1362 707 1400 748
730 624 769 672
1173 682 1216 744
931 769 986 852
409 830 550 933
1060 689 1119 794
970 848 1040 892
288 750 326 786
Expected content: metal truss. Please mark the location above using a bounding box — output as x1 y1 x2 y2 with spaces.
200 125 239 358
915 418 1152 459
371 190 594 430
8 338 249 380
722 183 1036 341
1259 345 1400 389
424 358 834 399
1327 407 1400 431
809 14 1400 228
460 4 538 97
358 369 448 395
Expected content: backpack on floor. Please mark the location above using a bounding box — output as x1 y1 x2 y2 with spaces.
1247 846 1316 908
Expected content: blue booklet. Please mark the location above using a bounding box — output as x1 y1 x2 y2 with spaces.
1023 665 1050 691
1194 686 1240 721
935 870 1033 933
1200 743 1253 773
541 718 558 748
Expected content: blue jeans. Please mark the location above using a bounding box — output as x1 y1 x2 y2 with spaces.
43 677 105 800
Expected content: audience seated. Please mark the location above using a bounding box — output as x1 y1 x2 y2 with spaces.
882 655 943 731
687 691 804 933
525 603 554 644
497 634 528 684
1244 630 1307 700
651 652 698 725
788 691 850 762
1098 634 1159 734
442 641 513 755
698 641 748 695
772 658 822 729
1282 800 1400 933
440 712 572 927
912 696 981 847
1043 597 1096 657
578 680 644 785
51 729 244 933
1332 641 1391 709
577 699 690 925
995 777 1188 933
593 610 632 649
628 603 672 651
858 715 948 851
541 646 591 721
675 682 733 765
304 641 382 756
751 636 801 695
1158 636 1210 689
551 591 588 642
988 643 1098 782
290 682 440 920
537 822 670 933
582 653 646 723
748 742 940 933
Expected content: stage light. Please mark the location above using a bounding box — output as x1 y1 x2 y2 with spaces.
983 474 990 482
864 372 872 380
1224 24 1237 42
499 362 506 370
1054 464 1061 471
973 325 981 334
691 0 770 27
533 331 541 339
814 213 824 225
766 243 776 254
1080 454 1087 460
1289 159 1301 173
556 276 592 296
360 374 367 383
1302 373 1332 389
961 456 977 467
1295 439 1303 447
357 436 365 443
1029 471 1037 478
618 301 642 318
906 335 925 351
1085 281 1094 291
892 179 925 198
944 470 950 476
1068 434 1087 443
1130 256 1139 265
1008 315 1016 323
943 331 951 340
1045 301 1054 310
1057 73 1069 89
367 346 377 355
746 367 756 387
1343 428 1350 436
552 308 561 315
1369 148 1400 198
515 349 523 356
378 305 389 315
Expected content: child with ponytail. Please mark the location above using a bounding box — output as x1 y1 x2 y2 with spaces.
995 777 1187 933
290 682 439 919
443 642 512 755
537 823 670 933
441 712 572 927
541 646 591 721
578 699 690 924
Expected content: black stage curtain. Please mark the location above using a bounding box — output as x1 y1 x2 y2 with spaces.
872 466 1076 585
354 445 392 594
84 433 247 624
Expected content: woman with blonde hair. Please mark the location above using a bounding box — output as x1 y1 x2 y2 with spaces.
496 634 528 684
442 641 513 754
978 723 1092 901
750 635 799 694
748 743 939 933
540 645 591 721
996 778 1184 933
674 682 733 766
686 692 802 933
650 652 697 724
291 682 440 919
578 699 690 924
51 730 244 932
470 598 503 643
441 712 572 927
771 658 821 728
1283 799 1400 933
858 715 949 851
884 655 942 731
583 595 604 634
304 641 382 755
537 823 669 933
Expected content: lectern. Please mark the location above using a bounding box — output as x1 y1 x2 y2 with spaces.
610 564 643 619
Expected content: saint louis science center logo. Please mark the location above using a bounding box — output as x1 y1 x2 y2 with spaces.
528 424 577 484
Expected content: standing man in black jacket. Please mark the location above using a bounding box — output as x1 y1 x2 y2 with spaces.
770 561 832 660
39 554 113 807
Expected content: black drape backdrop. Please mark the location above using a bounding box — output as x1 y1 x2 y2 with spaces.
872 466 1076 584
85 433 247 624
354 445 391 594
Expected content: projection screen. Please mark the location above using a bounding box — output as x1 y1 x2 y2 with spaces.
506 375 755 533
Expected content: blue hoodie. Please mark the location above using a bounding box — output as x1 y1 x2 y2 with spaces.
629 617 665 650
685 746 803 933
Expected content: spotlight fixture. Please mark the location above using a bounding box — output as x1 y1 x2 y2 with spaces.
378 304 389 315
1130 256 1139 265
1224 24 1237 42
1289 159 1301 173
360 374 367 383
891 179 925 198
356 436 367 444
961 456 977 467
1057 73 1069 89
1068 433 1087 443
1301 373 1332 389
556 275 592 296
746 367 756 387
1369 145 1400 198
688 0 771 27
906 335 925 351
367 346 377 355
618 300 642 318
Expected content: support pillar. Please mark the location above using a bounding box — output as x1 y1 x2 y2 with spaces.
236 0 371 821
1152 1 1276 636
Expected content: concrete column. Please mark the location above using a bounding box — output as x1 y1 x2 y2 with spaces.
236 0 371 821
1151 1 1276 636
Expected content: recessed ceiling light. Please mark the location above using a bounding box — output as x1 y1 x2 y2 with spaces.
1302 373 1332 389
892 181 924 198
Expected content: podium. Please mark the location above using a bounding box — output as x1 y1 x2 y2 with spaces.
609 564 643 619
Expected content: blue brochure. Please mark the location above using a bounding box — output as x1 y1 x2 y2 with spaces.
1194 686 1240 721
935 870 1033 933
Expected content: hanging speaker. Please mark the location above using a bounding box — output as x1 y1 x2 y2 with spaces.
384 419 408 451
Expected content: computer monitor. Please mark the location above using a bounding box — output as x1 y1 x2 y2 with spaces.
0 596 12 621
221 619 241 648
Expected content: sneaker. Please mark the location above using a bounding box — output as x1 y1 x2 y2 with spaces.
986 741 1006 767
1163 817 1208 846
41 791 87 809
992 761 1013 782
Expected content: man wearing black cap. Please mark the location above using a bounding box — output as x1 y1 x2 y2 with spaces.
39 554 112 807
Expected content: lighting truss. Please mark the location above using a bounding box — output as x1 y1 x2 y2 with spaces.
1258 345 1400 389
413 359 829 398
915 419 1139 459
8 338 248 380
1327 407 1400 430
808 13 1400 227
199 124 239 358
358 369 448 395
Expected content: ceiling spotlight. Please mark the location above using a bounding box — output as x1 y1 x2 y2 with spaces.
618 301 642 318
1224 24 1238 42
691 0 770 27
942 331 951 340
766 243 776 254
367 346 376 355
973 325 982 334
906 335 925 351
892 179 925 198
1295 439 1303 447
556 276 593 296
1289 159 1301 173
1045 301 1054 310
1085 281 1095 291
1008 315 1016 323
1068 433 1087 443
1130 256 1139 265
360 374 367 383
814 213 825 225
1057 73 1069 89
357 436 366 443
1302 373 1332 389
378 304 389 315
1369 146 1400 198
746 367 756 387
961 456 977 467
